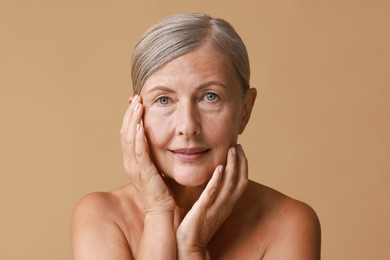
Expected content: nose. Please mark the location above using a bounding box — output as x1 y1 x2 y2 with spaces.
175 101 201 137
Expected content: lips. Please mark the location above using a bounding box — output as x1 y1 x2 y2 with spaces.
170 147 210 161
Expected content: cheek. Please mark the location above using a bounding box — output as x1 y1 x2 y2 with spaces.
143 109 173 148
203 107 241 142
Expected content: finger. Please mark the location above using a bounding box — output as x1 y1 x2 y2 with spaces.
236 144 249 190
135 122 157 179
120 95 135 140
120 95 143 145
193 165 224 210
120 96 144 175
221 144 248 201
125 100 143 143
210 146 244 211
219 146 238 195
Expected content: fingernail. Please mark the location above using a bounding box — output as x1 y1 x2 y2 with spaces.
231 147 236 156
133 95 139 103
137 123 141 131
134 103 140 112
218 165 223 173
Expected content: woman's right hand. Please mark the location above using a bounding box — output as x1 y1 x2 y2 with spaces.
121 96 177 259
120 95 175 213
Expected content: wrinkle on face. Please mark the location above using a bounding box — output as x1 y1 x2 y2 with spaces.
139 45 246 187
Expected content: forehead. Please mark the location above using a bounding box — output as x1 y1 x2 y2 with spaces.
141 46 240 93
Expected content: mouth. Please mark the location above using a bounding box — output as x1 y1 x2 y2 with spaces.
170 147 210 161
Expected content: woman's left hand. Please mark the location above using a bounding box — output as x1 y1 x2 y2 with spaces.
176 145 249 258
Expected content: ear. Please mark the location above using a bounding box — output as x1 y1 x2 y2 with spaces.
239 88 257 134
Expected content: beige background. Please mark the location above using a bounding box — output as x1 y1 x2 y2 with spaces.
1 0 389 259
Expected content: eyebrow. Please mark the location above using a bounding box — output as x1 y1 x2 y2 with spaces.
198 81 228 89
144 81 228 95
144 85 176 95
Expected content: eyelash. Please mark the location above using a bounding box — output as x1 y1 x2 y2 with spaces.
154 92 220 105
203 92 219 102
155 96 170 105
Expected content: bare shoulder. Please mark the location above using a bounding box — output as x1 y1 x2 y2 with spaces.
71 191 123 235
243 181 321 259
71 186 138 260
211 181 320 259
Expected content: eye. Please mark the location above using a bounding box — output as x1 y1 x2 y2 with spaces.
204 92 219 102
156 96 170 105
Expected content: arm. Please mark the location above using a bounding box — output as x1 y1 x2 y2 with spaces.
137 211 176 259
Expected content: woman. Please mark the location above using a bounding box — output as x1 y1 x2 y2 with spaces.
71 13 321 259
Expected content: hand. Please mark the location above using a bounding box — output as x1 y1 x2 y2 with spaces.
175 145 249 258
120 95 175 213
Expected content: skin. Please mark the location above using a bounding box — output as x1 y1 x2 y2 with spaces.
71 45 321 259
140 45 251 204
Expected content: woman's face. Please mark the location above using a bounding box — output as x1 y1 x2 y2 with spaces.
140 45 253 187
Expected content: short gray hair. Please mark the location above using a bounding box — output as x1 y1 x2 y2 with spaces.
131 13 250 95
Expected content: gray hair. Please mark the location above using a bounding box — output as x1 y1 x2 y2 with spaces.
131 13 250 95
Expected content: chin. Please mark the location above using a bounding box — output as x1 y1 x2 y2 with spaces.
165 166 214 187
171 176 209 187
